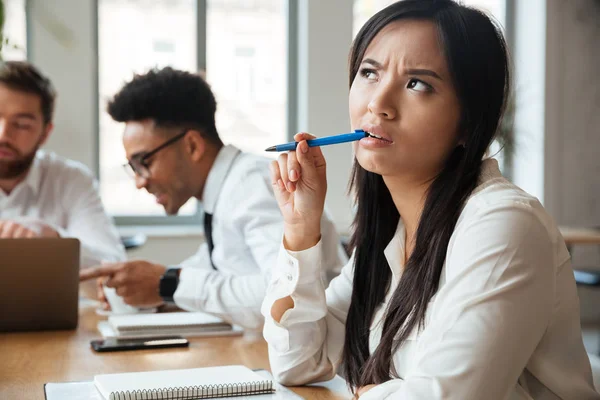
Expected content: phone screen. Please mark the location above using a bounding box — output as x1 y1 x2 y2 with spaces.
90 336 189 352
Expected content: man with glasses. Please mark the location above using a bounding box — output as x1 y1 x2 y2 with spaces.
80 67 347 331
0 61 125 266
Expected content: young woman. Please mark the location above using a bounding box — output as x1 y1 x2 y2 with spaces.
262 0 598 399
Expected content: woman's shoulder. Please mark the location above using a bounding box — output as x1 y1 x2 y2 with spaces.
463 158 546 221
453 159 567 263
439 160 571 288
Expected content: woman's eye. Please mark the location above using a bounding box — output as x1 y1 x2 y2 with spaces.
359 68 377 81
407 78 432 92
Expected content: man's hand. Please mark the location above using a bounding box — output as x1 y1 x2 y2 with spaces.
95 277 111 311
38 224 59 238
0 220 37 238
0 220 59 238
80 260 167 308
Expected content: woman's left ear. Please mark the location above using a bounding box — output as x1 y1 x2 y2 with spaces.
185 130 206 162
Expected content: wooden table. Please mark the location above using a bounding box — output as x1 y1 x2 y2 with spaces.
560 226 600 247
0 304 350 399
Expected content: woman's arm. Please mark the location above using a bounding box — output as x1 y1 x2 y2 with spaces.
262 242 355 386
265 132 353 385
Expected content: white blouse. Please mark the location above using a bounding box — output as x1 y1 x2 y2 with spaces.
261 159 599 400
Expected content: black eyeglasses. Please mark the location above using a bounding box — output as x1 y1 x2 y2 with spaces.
123 129 189 179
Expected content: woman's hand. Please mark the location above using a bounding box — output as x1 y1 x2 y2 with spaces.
270 132 327 251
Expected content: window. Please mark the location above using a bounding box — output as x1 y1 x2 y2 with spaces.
98 0 287 223
1 0 27 60
98 0 198 219
206 0 287 155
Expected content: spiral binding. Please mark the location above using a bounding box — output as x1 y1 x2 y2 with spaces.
109 380 274 400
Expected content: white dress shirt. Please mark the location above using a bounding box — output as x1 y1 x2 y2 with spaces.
173 145 348 331
262 158 599 400
0 150 125 267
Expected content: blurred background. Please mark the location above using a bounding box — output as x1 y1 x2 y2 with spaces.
2 0 599 366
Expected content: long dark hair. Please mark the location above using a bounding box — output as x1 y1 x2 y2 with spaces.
340 0 511 389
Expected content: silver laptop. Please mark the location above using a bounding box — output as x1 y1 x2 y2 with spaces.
0 238 80 332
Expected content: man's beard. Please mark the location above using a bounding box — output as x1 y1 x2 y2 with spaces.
0 144 39 179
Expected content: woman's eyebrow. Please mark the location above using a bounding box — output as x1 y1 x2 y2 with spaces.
362 58 383 68
362 58 443 81
405 68 443 80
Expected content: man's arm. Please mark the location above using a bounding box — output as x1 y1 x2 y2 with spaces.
174 165 283 330
58 165 126 267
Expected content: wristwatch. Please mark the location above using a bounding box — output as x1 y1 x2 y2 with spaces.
159 267 181 303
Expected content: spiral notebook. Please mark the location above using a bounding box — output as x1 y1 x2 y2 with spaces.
94 365 274 400
44 370 303 400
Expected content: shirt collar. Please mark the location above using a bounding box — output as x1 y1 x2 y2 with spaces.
384 221 406 282
1 152 43 198
478 157 502 184
24 153 44 196
201 145 241 214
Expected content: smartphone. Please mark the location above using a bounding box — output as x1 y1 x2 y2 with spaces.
90 336 189 352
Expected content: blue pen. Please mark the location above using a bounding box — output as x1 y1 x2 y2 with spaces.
265 129 369 152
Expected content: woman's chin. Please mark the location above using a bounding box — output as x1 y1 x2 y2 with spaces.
356 154 387 176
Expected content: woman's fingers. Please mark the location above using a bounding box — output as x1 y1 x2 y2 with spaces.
293 132 317 142
270 161 286 194
295 141 326 183
287 150 301 183
286 151 300 193
277 153 294 192
269 160 281 185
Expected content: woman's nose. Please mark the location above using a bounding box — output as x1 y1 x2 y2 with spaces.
367 82 398 120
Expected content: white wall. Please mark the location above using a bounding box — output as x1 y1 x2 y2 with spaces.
297 0 354 233
28 0 97 170
543 0 600 322
510 0 600 322
545 0 600 228
511 0 547 205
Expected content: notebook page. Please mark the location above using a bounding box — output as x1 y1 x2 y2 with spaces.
94 365 270 399
109 312 230 332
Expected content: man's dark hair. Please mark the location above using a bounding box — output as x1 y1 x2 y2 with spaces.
0 61 56 124
108 67 221 145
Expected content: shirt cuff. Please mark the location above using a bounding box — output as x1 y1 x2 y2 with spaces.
359 379 404 400
272 239 323 286
173 267 208 311
261 239 326 326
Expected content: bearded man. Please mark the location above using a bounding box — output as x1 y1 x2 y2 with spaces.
0 61 124 267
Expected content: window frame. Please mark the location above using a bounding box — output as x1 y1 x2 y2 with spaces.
94 0 297 226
